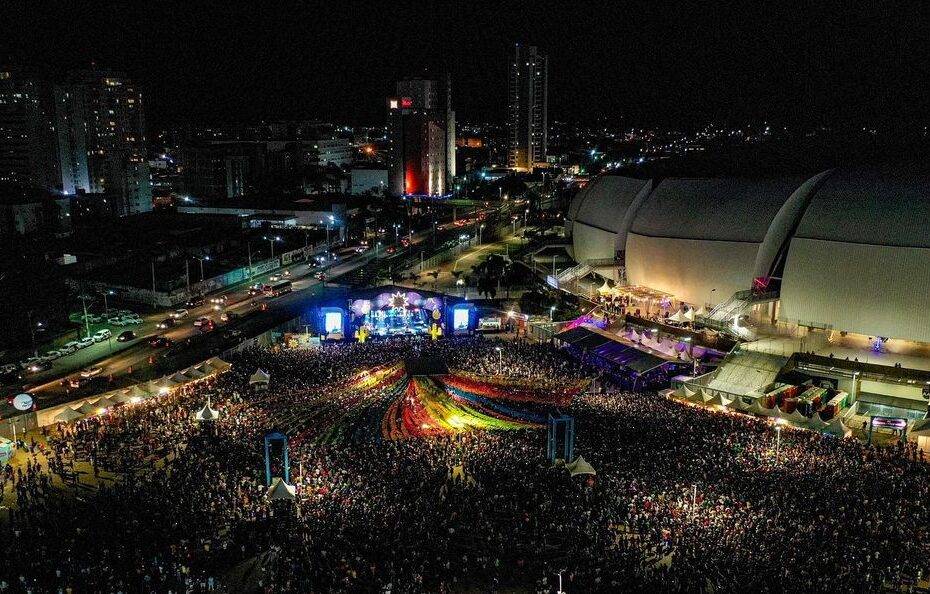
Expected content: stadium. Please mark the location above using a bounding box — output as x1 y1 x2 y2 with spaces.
566 166 930 422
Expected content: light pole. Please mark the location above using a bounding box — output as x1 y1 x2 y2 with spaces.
549 305 556 323
496 346 502 375
479 223 485 245
264 236 281 260
102 289 114 315
774 419 785 465
393 223 400 243
195 255 210 282
79 294 92 338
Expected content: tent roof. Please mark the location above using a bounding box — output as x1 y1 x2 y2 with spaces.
55 407 84 423
250 368 271 385
93 396 118 409
910 418 930 436
566 456 596 476
75 401 99 415
195 404 220 421
266 477 296 500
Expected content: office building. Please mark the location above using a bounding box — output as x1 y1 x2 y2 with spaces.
387 75 455 196
0 70 61 191
55 70 152 215
508 44 548 171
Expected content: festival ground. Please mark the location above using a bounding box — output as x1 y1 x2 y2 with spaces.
3 337 930 593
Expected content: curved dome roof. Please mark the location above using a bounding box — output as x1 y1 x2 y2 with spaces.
629 177 809 243
792 167 930 247
567 176 651 233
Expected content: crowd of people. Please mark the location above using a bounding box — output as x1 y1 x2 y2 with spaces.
1 335 930 592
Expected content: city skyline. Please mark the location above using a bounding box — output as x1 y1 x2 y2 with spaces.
4 3 929 130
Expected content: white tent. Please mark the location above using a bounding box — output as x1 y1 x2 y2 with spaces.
266 477 296 501
706 392 730 407
207 358 232 373
681 385 697 398
689 389 709 404
668 310 684 323
54 407 84 423
566 456 596 477
695 305 708 317
75 401 99 415
805 415 831 431
747 400 771 416
93 396 118 410
683 308 695 322
824 417 852 438
629 329 640 343
184 366 206 380
597 280 612 295
250 369 271 387
194 395 220 421
170 372 192 385
786 409 809 424
726 396 748 411
128 384 153 400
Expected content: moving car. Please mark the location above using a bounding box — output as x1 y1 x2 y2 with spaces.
269 274 282 282
314 271 326 281
209 295 229 305
248 284 264 297
148 336 173 348
220 311 239 322
172 308 189 319
185 295 205 308
25 360 53 374
92 329 112 342
199 319 216 333
156 318 176 329
79 366 103 379
193 316 211 327
116 330 136 342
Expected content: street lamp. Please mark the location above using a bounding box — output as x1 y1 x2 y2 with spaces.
495 346 503 375
774 418 786 465
549 305 556 323
194 255 210 282
102 289 114 315
393 223 400 242
263 236 281 260
479 223 485 245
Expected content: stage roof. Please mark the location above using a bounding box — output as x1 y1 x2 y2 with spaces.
556 325 669 374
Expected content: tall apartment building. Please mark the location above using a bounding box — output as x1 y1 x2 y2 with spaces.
55 70 152 215
508 44 548 171
0 70 61 191
387 75 455 196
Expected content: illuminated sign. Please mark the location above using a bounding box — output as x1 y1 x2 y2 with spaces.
453 308 469 330
389 99 399 109
870 416 907 430
400 97 413 108
324 311 343 334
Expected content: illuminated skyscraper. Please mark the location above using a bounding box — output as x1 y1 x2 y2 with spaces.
55 70 151 215
387 75 455 196
508 44 548 171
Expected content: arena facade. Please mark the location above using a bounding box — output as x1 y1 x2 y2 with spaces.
567 166 930 415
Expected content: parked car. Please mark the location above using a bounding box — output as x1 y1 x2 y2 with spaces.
116 330 136 342
172 309 189 319
0 363 18 375
186 295 205 308
117 309 133 316
80 366 103 379
44 350 63 360
76 336 95 348
222 328 242 340
123 316 143 325
193 316 211 328
92 329 112 342
220 311 240 323
61 341 81 354
148 336 173 348
156 317 176 329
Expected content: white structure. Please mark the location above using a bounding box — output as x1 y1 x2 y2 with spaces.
567 167 930 346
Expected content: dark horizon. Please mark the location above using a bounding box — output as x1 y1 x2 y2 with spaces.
3 2 929 130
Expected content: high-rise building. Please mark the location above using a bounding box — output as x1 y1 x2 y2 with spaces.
508 44 548 171
55 70 152 215
387 75 455 196
0 70 61 191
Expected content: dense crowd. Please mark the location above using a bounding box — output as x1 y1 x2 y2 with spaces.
1 335 929 593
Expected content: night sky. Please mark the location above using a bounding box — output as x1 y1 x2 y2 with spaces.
2 2 928 130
